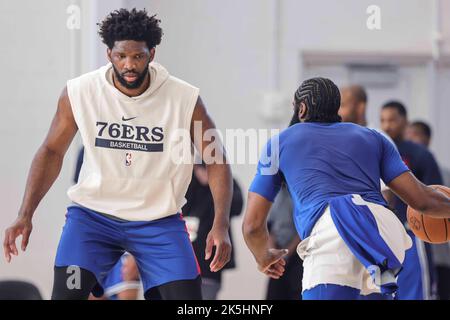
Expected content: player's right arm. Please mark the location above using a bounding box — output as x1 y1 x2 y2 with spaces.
388 172 450 218
3 87 78 262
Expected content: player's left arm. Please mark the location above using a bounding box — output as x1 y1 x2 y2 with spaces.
243 192 288 279
190 96 232 272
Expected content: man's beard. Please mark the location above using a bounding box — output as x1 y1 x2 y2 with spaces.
113 64 150 90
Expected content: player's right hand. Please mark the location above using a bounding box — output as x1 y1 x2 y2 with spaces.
257 248 288 279
3 217 33 263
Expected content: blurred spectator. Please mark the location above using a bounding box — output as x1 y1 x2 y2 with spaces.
381 101 441 300
339 85 367 126
182 164 243 300
405 121 450 187
405 120 450 300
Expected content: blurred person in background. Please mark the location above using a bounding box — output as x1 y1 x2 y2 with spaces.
182 163 243 300
381 101 442 300
405 120 450 300
338 85 368 127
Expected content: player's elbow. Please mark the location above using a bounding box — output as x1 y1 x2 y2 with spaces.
40 144 65 160
242 219 264 240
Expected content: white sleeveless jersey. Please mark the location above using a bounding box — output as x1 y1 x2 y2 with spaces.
66 62 199 221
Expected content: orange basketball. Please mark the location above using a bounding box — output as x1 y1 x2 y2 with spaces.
407 185 450 244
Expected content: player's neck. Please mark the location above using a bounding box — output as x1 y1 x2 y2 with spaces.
112 73 150 98
356 116 367 127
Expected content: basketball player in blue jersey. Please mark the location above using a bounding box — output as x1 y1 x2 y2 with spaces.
3 9 232 300
242 77 450 300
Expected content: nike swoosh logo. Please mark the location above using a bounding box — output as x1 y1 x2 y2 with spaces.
122 116 137 122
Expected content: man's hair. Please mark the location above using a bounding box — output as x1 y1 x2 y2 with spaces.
348 85 367 104
411 121 432 139
382 100 408 118
98 8 163 50
294 77 342 123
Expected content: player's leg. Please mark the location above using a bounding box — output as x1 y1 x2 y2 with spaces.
302 284 360 300
127 213 202 300
396 235 435 300
201 277 221 300
147 276 202 300
52 206 125 300
266 253 303 300
51 266 97 300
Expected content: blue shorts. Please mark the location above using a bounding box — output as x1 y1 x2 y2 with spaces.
303 284 395 300
396 232 436 300
55 205 201 297
303 284 360 300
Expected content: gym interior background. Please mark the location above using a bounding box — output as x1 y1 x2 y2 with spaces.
1 0 450 299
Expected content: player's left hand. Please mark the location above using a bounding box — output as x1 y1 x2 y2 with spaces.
205 226 231 272
257 248 288 279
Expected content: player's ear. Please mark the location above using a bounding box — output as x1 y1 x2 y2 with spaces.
149 48 156 62
107 49 112 63
299 102 307 121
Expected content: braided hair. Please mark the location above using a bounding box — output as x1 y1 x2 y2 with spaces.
289 77 342 126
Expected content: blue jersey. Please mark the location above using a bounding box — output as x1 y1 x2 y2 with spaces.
249 122 409 240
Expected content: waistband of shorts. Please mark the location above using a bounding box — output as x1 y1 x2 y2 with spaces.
67 203 181 225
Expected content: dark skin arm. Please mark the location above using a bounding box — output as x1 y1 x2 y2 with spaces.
190 96 233 272
3 87 78 262
242 192 288 279
388 171 450 218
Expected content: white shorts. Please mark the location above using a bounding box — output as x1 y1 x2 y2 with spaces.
297 200 412 295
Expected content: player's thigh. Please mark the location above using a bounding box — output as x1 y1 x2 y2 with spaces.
54 207 125 296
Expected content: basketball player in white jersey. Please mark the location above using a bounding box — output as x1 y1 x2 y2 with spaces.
3 8 232 300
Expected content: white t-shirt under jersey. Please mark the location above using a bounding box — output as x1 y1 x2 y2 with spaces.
66 62 199 221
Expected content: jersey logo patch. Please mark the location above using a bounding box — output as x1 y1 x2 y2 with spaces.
126 152 132 166
122 116 137 122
